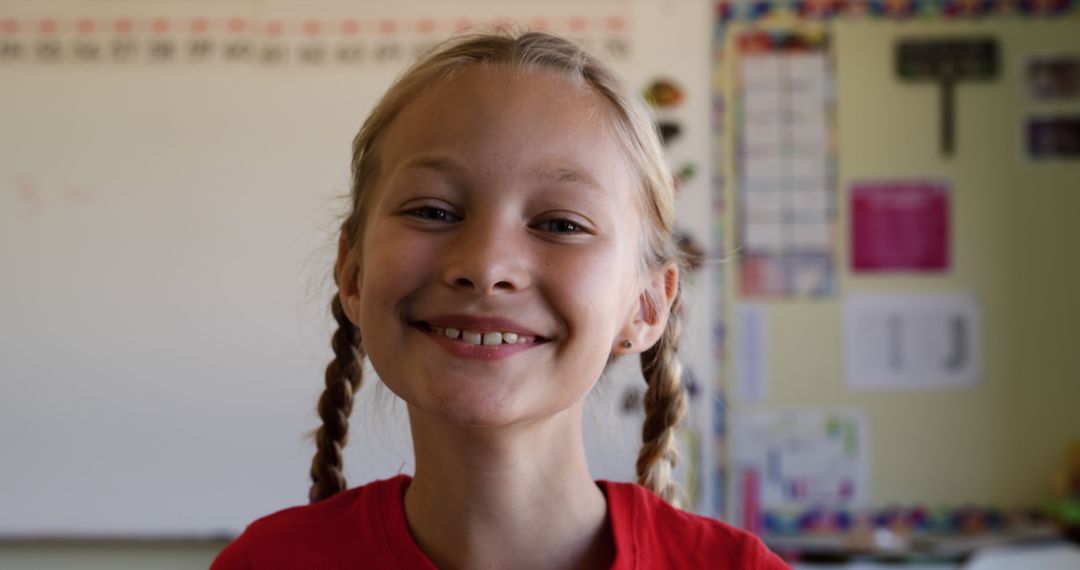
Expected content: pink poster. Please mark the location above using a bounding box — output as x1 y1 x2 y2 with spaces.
850 181 950 273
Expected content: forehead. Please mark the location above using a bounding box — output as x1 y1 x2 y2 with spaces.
375 64 635 194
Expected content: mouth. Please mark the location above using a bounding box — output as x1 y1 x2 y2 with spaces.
410 321 550 347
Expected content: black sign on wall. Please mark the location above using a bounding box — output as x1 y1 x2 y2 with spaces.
896 37 999 157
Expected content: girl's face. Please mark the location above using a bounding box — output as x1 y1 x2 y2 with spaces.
340 66 653 427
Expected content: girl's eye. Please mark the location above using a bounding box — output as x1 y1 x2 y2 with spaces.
404 206 459 222
536 218 587 234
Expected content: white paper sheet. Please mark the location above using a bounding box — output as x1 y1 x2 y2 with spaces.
844 293 982 391
788 222 830 249
745 190 783 214
789 155 829 179
787 189 828 212
787 53 828 83
790 122 829 147
732 408 870 518
743 89 784 113
743 156 783 186
744 121 784 149
735 304 769 403
741 54 783 88
745 223 784 251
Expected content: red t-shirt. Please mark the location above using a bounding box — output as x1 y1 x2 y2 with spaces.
212 475 789 569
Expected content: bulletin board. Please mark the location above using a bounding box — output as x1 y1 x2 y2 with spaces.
0 0 717 537
711 0 1080 527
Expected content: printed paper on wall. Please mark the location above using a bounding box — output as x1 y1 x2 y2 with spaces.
844 292 982 391
850 180 951 273
734 29 836 299
731 408 870 530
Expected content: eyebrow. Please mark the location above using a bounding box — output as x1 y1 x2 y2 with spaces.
534 166 604 193
396 155 463 176
395 155 606 195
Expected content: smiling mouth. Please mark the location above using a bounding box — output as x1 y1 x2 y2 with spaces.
411 321 549 347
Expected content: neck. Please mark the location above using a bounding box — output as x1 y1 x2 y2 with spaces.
403 402 614 570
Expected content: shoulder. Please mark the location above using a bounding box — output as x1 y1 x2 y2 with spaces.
210 475 409 570
601 481 790 569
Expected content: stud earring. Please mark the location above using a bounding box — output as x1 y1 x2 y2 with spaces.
622 340 633 349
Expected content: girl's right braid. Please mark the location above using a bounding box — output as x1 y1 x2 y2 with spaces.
308 294 364 503
635 289 688 506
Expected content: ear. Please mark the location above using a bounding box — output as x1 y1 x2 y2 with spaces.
614 262 679 355
336 232 363 327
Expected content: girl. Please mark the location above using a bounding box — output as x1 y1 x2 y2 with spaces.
213 31 788 570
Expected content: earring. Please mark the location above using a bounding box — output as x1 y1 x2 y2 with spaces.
622 340 633 349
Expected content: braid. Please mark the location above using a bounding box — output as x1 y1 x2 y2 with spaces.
635 288 687 506
308 294 364 503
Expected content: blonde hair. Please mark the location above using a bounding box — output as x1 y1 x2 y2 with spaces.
309 31 688 505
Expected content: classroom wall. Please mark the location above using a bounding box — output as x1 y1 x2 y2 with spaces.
721 15 1080 508
1000 19 1080 502
0 0 715 538
0 0 714 564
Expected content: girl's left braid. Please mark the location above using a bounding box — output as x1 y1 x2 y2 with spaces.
308 294 364 503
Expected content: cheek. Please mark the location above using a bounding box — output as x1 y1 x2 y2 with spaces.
354 224 434 398
358 225 433 308
354 224 437 377
557 247 638 346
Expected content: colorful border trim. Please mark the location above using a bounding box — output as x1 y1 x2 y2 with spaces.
717 0 1078 23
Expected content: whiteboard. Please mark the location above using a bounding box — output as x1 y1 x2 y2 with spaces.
0 0 714 537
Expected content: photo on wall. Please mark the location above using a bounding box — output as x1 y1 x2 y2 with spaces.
1026 115 1080 160
1025 53 1080 101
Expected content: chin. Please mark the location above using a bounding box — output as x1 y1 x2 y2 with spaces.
418 390 527 428
415 390 582 432
382 374 522 427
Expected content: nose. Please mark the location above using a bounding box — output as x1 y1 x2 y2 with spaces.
441 215 530 295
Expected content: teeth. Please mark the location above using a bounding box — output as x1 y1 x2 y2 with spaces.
426 323 537 346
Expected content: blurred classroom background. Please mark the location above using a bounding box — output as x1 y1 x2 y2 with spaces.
1 0 1077 568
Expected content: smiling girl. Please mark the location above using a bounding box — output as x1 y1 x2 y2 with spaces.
212 31 788 570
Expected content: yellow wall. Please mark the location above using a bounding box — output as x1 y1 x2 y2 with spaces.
722 16 1080 507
